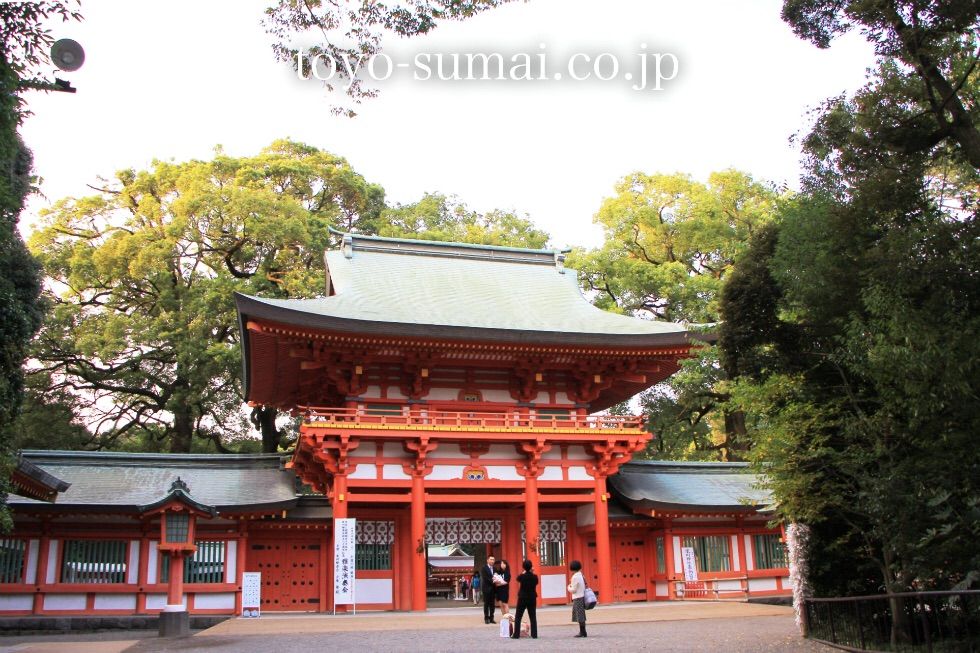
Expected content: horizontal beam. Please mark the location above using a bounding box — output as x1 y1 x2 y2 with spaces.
348 493 411 503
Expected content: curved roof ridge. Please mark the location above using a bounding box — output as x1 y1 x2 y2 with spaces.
328 227 572 257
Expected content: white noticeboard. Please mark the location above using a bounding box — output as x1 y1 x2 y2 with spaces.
334 517 357 612
681 547 699 581
242 572 261 617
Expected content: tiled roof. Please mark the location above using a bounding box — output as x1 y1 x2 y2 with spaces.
8 451 298 514
609 460 771 512
236 233 691 346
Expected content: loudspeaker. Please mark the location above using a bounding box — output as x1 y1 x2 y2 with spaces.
50 39 85 72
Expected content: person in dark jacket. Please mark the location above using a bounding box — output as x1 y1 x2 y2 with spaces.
511 559 538 639
480 556 496 623
495 559 512 617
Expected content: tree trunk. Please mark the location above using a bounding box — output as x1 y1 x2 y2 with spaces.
251 405 283 453
171 404 193 453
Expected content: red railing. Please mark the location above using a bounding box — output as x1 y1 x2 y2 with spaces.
300 407 646 431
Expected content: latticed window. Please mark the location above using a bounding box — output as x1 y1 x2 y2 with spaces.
0 539 26 583
753 534 788 569
682 536 731 573
655 537 666 574
356 543 392 570
536 540 565 566
61 540 127 583
165 512 190 544
161 540 226 583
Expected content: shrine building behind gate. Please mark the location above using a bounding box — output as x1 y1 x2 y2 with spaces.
0 234 790 616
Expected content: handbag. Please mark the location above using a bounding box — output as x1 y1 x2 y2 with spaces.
584 583 598 610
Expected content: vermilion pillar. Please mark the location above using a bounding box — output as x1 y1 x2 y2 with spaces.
332 475 349 519
167 553 185 607
524 474 540 570
664 521 676 599
593 475 614 604
410 473 427 611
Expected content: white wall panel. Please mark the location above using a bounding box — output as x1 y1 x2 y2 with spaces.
744 535 754 571
147 542 158 584
485 466 521 481
428 443 462 459
356 578 393 603
0 595 33 611
348 463 377 479
127 540 140 583
541 573 566 599
350 442 377 457
43 593 86 611
25 539 39 584
731 535 740 571
382 464 410 480
672 537 683 574
567 466 592 481
748 577 778 592
428 465 465 480
537 467 563 481
225 541 238 582
193 592 235 609
45 540 58 584
94 593 137 610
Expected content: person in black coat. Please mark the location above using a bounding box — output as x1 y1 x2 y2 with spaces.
495 559 512 617
511 559 538 639
480 555 497 624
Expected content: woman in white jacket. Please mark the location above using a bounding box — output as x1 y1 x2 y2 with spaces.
566 560 587 637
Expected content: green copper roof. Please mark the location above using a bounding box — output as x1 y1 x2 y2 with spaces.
236 233 689 346
9 451 298 514
609 460 771 512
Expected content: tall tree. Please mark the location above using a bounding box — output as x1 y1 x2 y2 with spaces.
0 1 81 527
29 140 386 454
573 169 782 460
720 0 980 604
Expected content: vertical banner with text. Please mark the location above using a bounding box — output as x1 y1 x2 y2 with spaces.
334 518 357 609
681 546 699 581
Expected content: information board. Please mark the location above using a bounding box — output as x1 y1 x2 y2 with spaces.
333 518 357 609
242 571 261 617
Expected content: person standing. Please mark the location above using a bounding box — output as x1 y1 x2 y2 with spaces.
495 559 512 617
511 559 538 639
480 555 497 623
567 560 587 638
471 570 480 605
460 577 468 600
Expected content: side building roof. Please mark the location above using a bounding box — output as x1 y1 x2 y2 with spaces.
608 460 772 514
8 451 299 515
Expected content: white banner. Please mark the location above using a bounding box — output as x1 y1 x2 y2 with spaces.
334 518 357 607
681 546 699 581
242 572 261 617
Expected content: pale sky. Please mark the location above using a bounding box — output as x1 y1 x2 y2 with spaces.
21 0 875 249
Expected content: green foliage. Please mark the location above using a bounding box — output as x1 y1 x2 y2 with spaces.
719 1 980 596
379 193 549 248
575 170 782 460
29 140 385 454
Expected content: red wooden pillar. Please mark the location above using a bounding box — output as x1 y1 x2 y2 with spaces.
410 473 427 611
524 474 540 572
736 517 749 596
593 475 614 605
137 535 150 614
167 553 185 607
33 533 50 615
332 475 349 519
235 521 248 615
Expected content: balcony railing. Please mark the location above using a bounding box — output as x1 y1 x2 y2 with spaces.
300 407 645 431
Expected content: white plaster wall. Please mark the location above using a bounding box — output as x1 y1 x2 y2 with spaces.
480 389 512 402
194 592 236 609
43 594 86 611
356 578 393 603
127 540 139 583
360 385 382 399
428 465 465 480
426 388 457 400
45 540 58 584
387 386 407 399
146 593 183 610
553 392 571 404
94 594 137 610
382 443 410 458
348 463 378 479
25 539 39 584
672 537 683 574
744 535 754 571
147 542 159 584
486 445 520 459
731 535 740 572
0 595 33 611
428 443 462 459
537 467 562 481
655 581 668 597
350 442 377 457
382 464 410 480
541 448 562 460
541 573 566 599
565 446 590 460
748 577 778 592
533 391 550 404
567 466 592 481
225 541 238 582
485 466 521 481
717 579 743 591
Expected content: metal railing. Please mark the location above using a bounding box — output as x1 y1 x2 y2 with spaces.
301 407 646 431
803 591 980 652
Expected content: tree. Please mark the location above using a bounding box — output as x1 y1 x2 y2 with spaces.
263 0 516 115
379 192 549 247
718 1 980 605
0 1 81 528
573 170 782 460
29 140 386 454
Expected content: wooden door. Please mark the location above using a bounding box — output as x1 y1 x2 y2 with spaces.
612 535 647 602
248 539 321 611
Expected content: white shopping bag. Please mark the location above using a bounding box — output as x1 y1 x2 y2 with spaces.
499 617 513 638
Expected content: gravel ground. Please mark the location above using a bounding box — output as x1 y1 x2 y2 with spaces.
110 615 826 653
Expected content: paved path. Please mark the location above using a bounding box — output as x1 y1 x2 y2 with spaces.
0 602 829 653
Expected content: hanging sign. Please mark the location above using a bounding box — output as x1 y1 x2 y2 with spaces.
334 518 357 608
681 546 699 581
